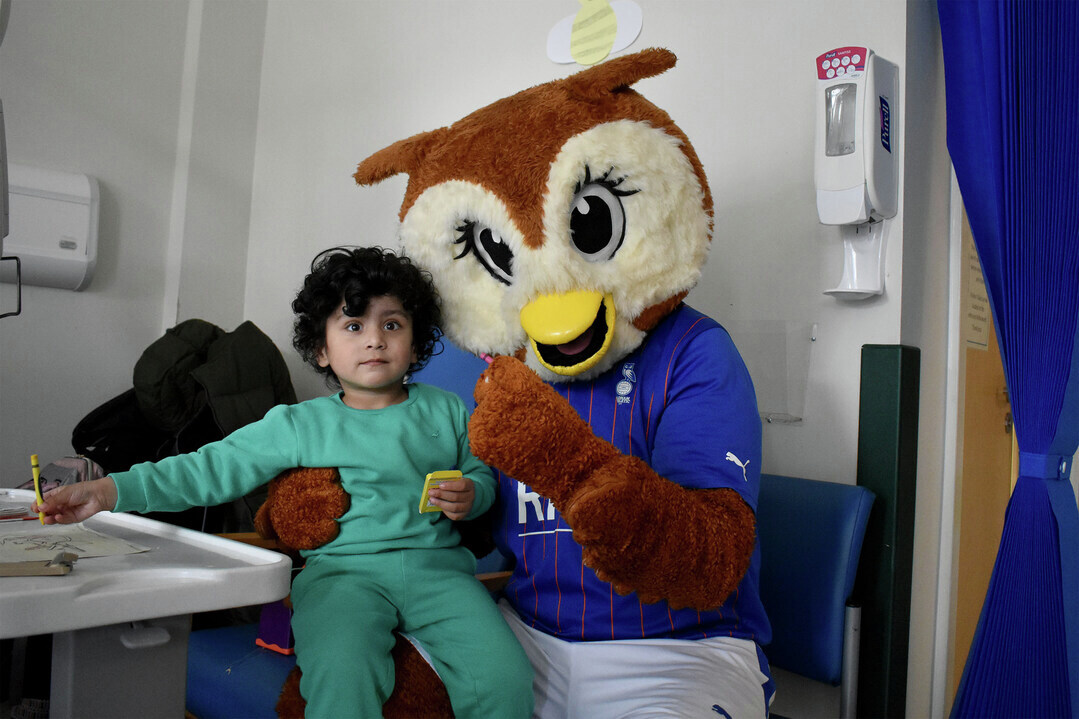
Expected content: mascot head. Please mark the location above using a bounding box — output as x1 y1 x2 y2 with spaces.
355 48 712 382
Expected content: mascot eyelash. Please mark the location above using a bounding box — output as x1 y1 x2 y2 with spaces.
453 221 514 285
573 165 636 196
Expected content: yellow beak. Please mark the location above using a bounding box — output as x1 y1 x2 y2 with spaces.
519 290 615 375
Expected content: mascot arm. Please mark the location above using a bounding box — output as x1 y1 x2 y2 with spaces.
566 460 755 610
471 357 755 611
254 467 350 551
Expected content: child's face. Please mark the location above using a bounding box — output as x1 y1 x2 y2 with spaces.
318 294 418 409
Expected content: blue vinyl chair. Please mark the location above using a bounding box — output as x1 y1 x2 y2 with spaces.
757 473 875 719
185 552 510 719
186 622 295 719
412 342 489 411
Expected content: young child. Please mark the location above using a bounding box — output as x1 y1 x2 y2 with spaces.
36 246 534 719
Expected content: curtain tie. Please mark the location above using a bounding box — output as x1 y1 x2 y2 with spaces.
1018 452 1072 480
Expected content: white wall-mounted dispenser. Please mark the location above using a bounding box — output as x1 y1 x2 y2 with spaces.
814 46 898 300
0 163 100 291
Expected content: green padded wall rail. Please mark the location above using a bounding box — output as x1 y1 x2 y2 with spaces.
855 344 920 719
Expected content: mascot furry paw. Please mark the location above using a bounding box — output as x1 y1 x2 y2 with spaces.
255 467 456 719
350 47 772 716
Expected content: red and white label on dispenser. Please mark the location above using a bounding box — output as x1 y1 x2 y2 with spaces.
816 46 868 80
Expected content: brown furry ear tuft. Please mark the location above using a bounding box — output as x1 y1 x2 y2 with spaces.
354 128 449 186
563 48 676 101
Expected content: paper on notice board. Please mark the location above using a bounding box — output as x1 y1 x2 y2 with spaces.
963 234 990 350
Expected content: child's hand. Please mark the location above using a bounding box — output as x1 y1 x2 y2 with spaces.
34 478 118 524
426 477 475 521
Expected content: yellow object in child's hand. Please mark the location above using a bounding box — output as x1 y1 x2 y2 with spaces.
31 454 44 524
419 470 462 513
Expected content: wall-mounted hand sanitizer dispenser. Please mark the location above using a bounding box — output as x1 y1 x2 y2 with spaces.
814 46 898 225
815 46 898 300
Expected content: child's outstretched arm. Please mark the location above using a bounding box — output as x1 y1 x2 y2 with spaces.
34 478 118 524
426 477 475 521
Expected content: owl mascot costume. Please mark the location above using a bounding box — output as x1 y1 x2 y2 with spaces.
261 48 773 718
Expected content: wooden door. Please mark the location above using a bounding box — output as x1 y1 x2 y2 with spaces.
950 211 1015 703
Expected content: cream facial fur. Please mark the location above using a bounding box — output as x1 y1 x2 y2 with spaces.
398 120 711 383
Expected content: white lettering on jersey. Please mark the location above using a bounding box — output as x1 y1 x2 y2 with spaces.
516 481 560 533
518 481 545 522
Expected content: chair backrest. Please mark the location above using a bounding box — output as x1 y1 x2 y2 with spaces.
757 473 875 685
414 341 488 411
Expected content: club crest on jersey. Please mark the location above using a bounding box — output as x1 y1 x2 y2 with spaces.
616 363 637 405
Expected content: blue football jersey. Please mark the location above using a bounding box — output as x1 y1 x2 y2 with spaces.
491 305 771 645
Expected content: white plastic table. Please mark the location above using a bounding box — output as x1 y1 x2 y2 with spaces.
0 489 292 718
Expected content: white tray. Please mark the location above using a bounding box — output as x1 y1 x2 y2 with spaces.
0 489 291 638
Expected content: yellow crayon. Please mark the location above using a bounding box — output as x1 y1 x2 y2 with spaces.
31 454 44 524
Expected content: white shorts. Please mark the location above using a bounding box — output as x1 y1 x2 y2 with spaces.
499 600 773 719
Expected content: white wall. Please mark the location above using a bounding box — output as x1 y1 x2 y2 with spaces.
0 0 190 481
171 0 267 329
0 0 267 482
899 1 953 714
0 1 953 715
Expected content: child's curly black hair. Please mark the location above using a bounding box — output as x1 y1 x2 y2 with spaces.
292 246 443 387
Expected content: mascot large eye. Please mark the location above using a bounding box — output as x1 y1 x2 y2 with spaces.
454 221 514 285
570 168 638 262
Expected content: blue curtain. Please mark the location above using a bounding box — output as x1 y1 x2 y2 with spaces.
938 0 1079 715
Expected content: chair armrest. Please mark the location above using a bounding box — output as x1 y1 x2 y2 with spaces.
477 570 511 592
218 532 283 552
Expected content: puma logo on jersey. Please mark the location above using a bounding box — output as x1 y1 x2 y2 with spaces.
725 452 750 481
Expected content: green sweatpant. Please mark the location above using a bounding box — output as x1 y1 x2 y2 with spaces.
290 546 533 718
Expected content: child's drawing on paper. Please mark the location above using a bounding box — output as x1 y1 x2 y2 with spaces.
0 532 88 554
0 523 146 562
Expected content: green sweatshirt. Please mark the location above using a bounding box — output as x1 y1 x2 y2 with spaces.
112 383 494 557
